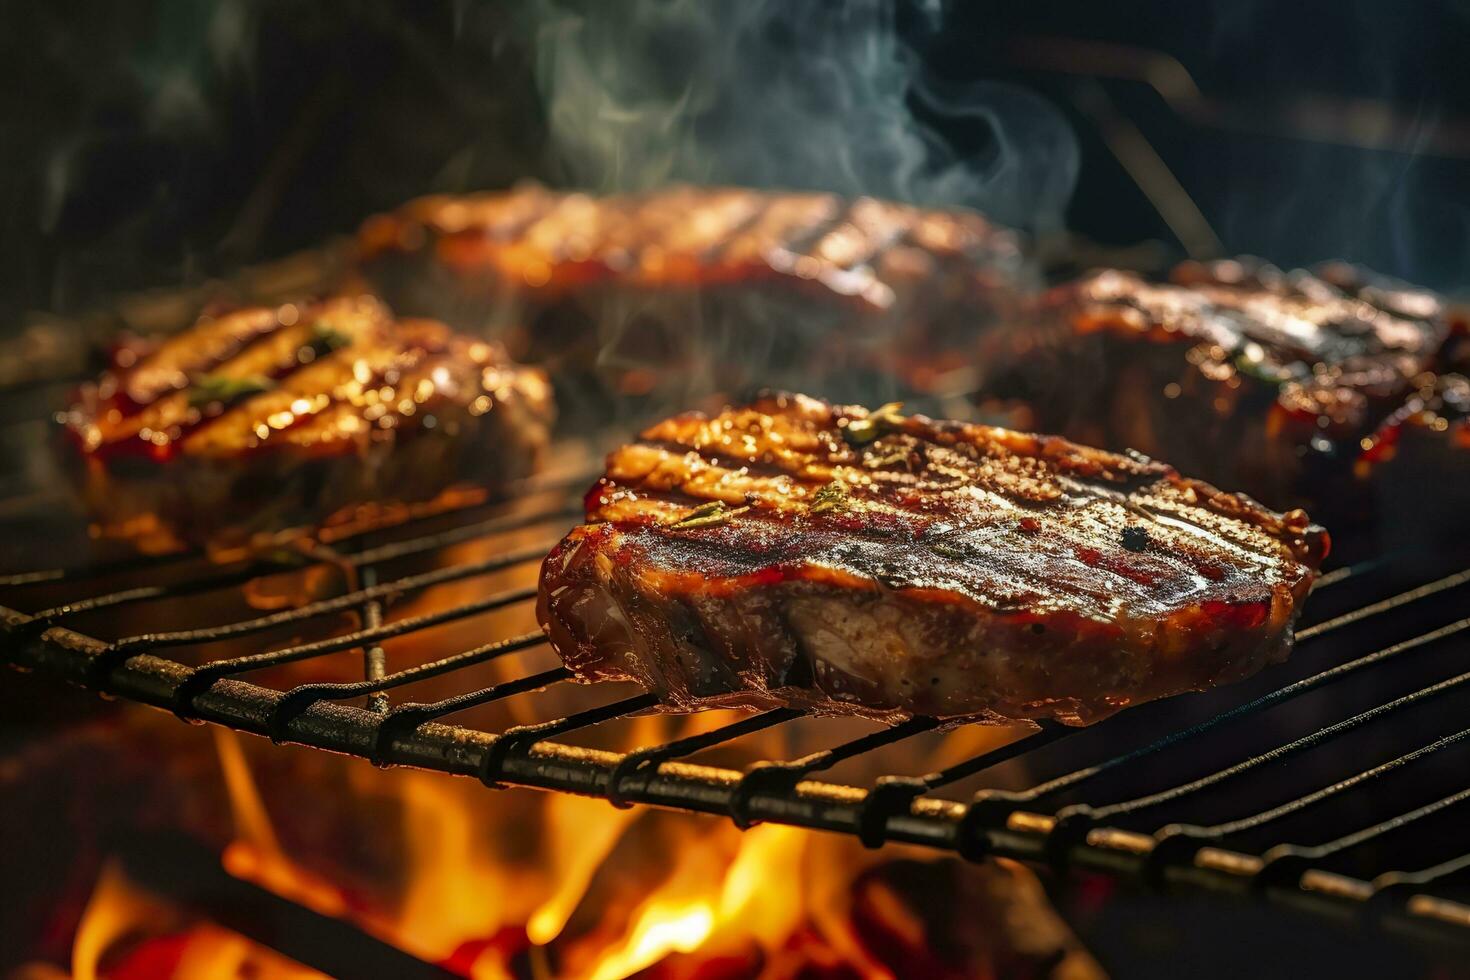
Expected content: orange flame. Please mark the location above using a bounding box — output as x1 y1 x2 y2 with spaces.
571 822 814 980
526 712 665 947
169 924 326 980
187 636 1049 979
213 728 347 919
70 860 172 980
589 900 716 980
393 770 521 962
67 858 326 980
525 794 641 946
717 824 809 946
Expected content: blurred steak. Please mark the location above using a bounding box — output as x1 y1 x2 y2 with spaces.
978 260 1449 514
1355 372 1470 549
537 392 1327 725
357 184 1027 404
61 294 554 551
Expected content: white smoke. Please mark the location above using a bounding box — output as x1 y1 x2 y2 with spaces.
524 0 1078 230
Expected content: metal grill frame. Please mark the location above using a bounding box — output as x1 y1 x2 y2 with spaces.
5 461 1470 952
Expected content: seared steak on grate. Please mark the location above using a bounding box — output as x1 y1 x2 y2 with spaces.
359 184 1022 310
537 392 1327 725
60 294 554 551
357 185 1027 402
1354 372 1470 549
977 261 1449 513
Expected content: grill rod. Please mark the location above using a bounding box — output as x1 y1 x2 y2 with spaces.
5 421 1470 951
6 552 1470 948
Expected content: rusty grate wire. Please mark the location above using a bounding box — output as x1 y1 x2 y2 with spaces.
4 419 1470 951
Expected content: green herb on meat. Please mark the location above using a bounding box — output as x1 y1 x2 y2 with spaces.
188 373 273 409
842 401 905 445
311 320 353 352
670 499 750 529
809 480 851 515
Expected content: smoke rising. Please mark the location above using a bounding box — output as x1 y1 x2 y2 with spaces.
524 0 1078 231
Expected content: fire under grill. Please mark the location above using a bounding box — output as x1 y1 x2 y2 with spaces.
4 364 1470 952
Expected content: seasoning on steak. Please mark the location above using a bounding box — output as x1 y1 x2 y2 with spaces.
977 261 1449 513
60 294 554 552
536 392 1327 725
357 184 1027 403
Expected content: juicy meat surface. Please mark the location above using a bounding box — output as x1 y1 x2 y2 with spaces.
1354 372 1470 549
357 185 1027 406
1357 372 1470 476
61 294 555 551
537 393 1328 725
977 261 1449 512
359 183 1023 313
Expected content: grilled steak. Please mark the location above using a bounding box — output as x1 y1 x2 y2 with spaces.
1174 257 1449 329
357 185 1026 405
537 392 1327 725
61 294 554 551
1355 372 1470 550
977 261 1449 514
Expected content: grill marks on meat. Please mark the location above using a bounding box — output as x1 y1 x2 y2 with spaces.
978 262 1449 512
357 185 1026 405
538 393 1327 725
61 295 554 551
359 184 1022 313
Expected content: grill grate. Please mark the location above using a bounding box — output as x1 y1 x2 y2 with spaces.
4 435 1470 949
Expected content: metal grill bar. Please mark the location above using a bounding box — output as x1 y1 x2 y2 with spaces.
1295 570 1470 642
1 479 586 592
176 585 538 675
966 612 1470 822
99 545 552 650
1077 662 1470 823
6 447 1470 949
1269 789 1470 875
606 708 804 809
728 716 941 828
1196 726 1470 837
360 567 388 714
259 632 549 739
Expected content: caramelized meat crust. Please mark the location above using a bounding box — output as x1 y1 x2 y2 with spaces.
357 184 1027 402
978 262 1449 512
537 392 1327 725
60 294 554 551
1354 372 1470 549
359 184 1022 312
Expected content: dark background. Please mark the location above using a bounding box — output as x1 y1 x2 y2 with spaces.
1 0 1468 330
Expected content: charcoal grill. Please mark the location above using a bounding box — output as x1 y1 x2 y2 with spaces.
4 309 1470 954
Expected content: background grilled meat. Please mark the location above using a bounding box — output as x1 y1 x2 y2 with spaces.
60 294 554 552
976 262 1451 521
1355 372 1470 551
538 392 1326 725
1173 257 1450 330
357 184 1028 412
